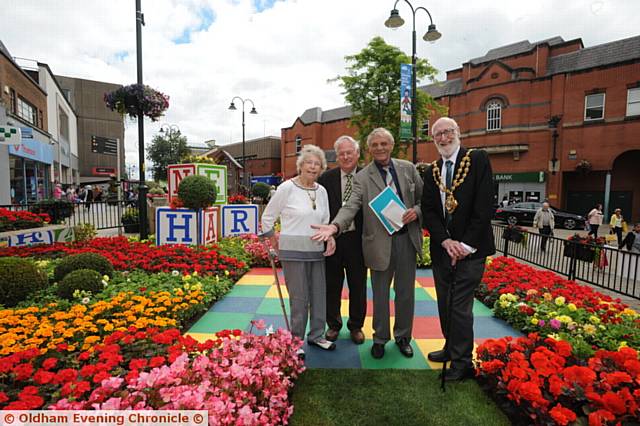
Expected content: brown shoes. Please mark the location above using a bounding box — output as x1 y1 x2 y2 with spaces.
350 329 365 345
325 329 339 342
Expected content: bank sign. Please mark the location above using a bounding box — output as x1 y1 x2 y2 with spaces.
494 172 545 183
8 127 54 164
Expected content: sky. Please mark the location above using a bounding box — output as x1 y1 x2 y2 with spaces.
1 0 638 173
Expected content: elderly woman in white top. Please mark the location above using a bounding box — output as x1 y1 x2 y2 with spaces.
261 145 336 357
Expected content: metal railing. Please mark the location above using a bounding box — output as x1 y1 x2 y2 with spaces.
1 200 129 231
493 223 640 300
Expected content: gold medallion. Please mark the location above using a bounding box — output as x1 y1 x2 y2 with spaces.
445 194 458 214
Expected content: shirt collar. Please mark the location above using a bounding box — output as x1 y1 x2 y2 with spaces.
340 167 357 178
374 159 394 172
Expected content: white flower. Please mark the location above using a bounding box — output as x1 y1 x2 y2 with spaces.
172 270 180 277
265 325 274 336
102 280 108 288
81 297 90 305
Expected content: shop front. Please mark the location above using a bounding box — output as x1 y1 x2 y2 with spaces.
494 171 546 205
8 127 54 204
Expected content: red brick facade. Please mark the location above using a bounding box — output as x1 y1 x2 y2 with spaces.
281 36 640 221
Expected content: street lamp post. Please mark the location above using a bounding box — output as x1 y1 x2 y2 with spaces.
385 0 441 164
135 0 148 239
228 97 257 191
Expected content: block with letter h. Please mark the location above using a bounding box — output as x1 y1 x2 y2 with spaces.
167 163 228 204
221 205 258 237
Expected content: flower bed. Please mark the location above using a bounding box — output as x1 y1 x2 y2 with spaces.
0 208 50 232
0 236 247 278
475 257 640 424
476 334 640 425
1 325 304 425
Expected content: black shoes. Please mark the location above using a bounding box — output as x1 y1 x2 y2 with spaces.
441 366 475 382
395 338 414 358
371 343 385 359
427 349 450 363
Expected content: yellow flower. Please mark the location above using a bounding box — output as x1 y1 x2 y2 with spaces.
102 275 110 282
567 303 577 311
583 324 596 335
543 292 553 301
557 315 572 324
589 316 601 324
619 341 628 349
183 274 192 281
554 296 566 306
225 270 230 276
526 289 538 296
531 318 539 325
622 308 637 317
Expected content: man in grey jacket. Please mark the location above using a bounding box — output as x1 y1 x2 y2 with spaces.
312 128 423 359
533 201 555 252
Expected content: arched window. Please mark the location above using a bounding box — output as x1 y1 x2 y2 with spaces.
486 100 502 131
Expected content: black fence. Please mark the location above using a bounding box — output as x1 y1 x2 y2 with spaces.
1 200 129 231
493 223 640 300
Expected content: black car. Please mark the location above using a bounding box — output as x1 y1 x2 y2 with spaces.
494 202 586 230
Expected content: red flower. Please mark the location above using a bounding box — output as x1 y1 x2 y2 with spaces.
13 363 34 381
549 404 577 426
149 356 166 368
562 366 596 389
588 409 615 426
41 357 58 370
33 369 56 385
601 391 627 415
93 371 111 384
0 392 8 403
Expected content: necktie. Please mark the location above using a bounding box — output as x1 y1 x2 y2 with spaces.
382 166 396 194
445 160 453 190
445 160 453 226
343 173 353 203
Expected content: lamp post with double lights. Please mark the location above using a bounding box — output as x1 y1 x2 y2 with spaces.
159 123 181 166
228 97 257 190
385 0 441 164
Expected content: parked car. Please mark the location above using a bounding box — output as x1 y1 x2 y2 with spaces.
494 202 586 230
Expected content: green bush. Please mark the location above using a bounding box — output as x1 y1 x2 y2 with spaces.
53 252 114 282
121 208 140 224
177 175 217 210
30 198 73 224
252 182 271 200
56 269 103 300
73 223 97 242
0 258 48 307
417 236 432 268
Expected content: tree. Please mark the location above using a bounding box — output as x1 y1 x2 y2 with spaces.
331 36 446 157
146 130 189 181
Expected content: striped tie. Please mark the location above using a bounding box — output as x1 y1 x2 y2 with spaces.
382 166 397 194
343 173 353 203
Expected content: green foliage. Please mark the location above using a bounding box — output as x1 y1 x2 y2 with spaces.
181 155 218 165
0 257 48 307
177 175 217 210
121 208 140 224
73 223 97 242
330 36 446 157
56 269 103 300
30 198 74 224
53 252 114 282
147 130 190 181
252 182 271 200
216 237 252 265
417 236 432 268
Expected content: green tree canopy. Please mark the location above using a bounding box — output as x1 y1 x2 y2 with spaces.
147 130 190 181
331 36 446 157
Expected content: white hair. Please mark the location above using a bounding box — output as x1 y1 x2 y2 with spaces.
431 117 460 136
366 128 394 147
334 135 359 153
296 144 327 174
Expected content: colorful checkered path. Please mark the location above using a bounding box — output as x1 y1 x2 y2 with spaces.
186 267 521 369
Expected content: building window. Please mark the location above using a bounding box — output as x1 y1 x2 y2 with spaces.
295 135 302 153
421 120 429 137
9 88 16 114
17 97 37 126
627 88 640 117
58 107 69 141
486 100 502 131
584 93 605 121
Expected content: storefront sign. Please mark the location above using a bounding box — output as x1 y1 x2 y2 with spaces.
92 167 116 176
493 172 545 183
8 127 54 164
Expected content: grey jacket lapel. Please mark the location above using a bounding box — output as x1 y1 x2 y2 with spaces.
392 159 409 202
367 163 385 192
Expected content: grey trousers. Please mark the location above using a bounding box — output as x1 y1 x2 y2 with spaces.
281 260 326 342
371 232 416 344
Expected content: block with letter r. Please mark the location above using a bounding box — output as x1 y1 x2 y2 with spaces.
200 206 220 245
221 205 258 237
156 207 198 246
197 164 228 204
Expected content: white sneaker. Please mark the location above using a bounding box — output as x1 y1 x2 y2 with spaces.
296 348 306 359
308 338 336 351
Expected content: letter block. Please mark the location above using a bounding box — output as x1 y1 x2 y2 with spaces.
200 206 220 245
9 229 54 247
167 164 196 201
221 205 258 237
156 207 199 245
196 164 227 204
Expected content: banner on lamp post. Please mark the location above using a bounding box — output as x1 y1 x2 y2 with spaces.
400 63 412 140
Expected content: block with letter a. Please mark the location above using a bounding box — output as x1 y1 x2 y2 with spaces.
221 205 258 237
200 206 220 245
167 164 196 201
156 207 198 245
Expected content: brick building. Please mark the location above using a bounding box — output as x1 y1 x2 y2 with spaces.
282 35 640 221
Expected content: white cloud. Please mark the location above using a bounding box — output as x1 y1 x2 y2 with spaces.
2 0 638 171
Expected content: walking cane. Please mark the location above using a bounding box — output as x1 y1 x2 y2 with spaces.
441 262 457 392
267 247 291 332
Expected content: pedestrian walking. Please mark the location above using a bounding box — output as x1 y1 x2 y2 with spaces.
533 201 555 252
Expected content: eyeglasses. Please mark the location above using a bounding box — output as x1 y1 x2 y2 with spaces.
433 128 457 139
303 159 322 167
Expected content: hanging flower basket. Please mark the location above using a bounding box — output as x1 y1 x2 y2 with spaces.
104 84 169 121
575 159 592 175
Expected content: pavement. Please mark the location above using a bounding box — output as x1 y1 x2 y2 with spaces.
184 267 521 369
